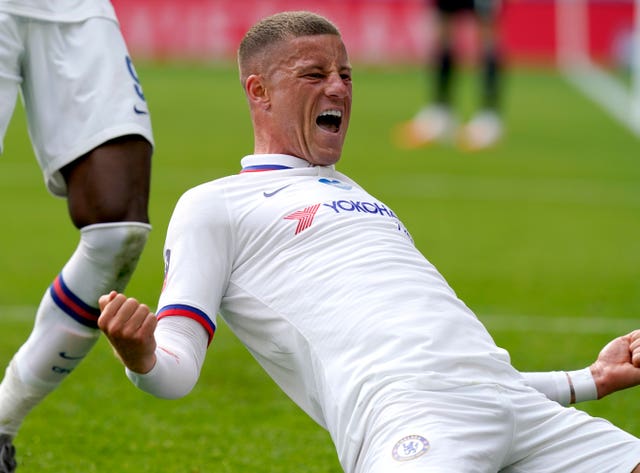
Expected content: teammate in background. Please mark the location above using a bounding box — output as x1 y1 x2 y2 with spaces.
98 11 640 473
0 2 153 471
394 0 504 151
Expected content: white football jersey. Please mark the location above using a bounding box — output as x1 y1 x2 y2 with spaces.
0 0 116 22
158 154 522 467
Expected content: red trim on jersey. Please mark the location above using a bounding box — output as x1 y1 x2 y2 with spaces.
157 305 216 345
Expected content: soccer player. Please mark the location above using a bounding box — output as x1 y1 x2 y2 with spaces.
98 11 640 473
0 1 153 471
394 0 504 150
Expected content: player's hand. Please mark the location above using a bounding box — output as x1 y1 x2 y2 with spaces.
98 291 157 374
590 330 640 398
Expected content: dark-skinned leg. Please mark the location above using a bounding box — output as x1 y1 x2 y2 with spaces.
0 135 152 456
62 135 152 227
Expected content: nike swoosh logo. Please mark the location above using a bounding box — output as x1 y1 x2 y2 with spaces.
59 352 84 360
263 184 292 198
133 104 148 115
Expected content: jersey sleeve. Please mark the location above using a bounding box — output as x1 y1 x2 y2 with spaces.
521 368 597 405
156 183 234 345
126 316 208 399
126 183 232 399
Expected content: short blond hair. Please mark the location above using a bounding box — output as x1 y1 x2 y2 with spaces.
238 11 341 84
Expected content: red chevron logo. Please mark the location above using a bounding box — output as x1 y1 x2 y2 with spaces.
284 203 321 235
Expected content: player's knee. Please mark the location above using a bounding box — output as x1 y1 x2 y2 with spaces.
70 198 150 229
80 222 151 291
96 194 150 224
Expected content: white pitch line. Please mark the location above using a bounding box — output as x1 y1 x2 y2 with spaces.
0 306 635 336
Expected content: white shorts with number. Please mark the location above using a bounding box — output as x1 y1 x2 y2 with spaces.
356 383 640 473
0 13 154 196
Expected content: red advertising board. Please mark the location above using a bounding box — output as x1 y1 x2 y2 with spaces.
111 0 636 65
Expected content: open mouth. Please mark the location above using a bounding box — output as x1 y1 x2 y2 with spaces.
316 110 342 133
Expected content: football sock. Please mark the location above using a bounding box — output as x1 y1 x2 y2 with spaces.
480 45 501 112
433 45 454 106
0 222 150 436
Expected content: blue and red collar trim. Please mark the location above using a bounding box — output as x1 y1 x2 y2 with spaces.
240 164 292 173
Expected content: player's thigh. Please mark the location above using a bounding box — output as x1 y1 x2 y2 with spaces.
20 17 153 197
0 13 23 153
357 385 512 473
505 389 640 473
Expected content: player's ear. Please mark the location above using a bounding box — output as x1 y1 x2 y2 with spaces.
245 74 270 110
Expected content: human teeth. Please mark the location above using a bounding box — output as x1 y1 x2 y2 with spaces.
316 109 342 133
319 110 342 118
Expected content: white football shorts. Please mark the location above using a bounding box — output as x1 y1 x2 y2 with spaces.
0 13 154 196
356 382 640 473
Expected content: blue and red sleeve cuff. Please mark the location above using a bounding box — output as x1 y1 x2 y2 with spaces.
156 304 216 345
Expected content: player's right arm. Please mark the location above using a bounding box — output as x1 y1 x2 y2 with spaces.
98 291 157 374
98 291 209 399
99 184 231 399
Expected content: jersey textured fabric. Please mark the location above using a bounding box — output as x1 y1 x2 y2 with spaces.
0 0 116 22
156 153 528 469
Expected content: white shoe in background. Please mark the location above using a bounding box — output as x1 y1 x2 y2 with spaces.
458 110 503 151
393 105 456 149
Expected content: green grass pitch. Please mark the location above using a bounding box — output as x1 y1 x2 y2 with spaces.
0 62 639 472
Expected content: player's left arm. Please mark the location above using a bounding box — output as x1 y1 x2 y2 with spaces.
521 330 640 405
589 329 640 398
